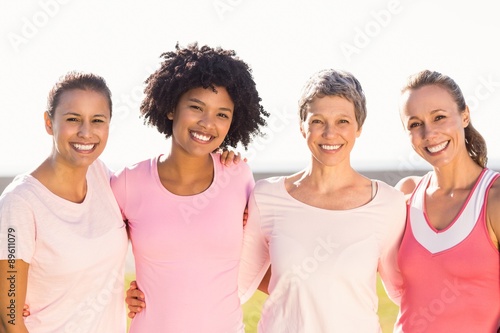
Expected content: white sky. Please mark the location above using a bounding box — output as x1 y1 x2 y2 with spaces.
1 0 500 176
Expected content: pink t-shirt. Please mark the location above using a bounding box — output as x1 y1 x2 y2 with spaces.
111 153 254 333
395 169 500 333
0 160 128 333
238 177 406 333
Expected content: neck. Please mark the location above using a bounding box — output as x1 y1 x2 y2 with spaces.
431 157 483 192
295 159 360 192
161 149 213 179
31 157 89 202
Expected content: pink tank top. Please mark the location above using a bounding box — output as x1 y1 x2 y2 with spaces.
395 168 500 333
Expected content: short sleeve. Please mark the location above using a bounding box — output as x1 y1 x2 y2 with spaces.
238 189 270 303
0 192 36 264
110 168 128 221
377 187 407 305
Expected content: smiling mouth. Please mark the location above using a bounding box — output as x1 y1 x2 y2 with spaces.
426 141 449 153
72 143 96 152
320 144 342 151
190 131 214 143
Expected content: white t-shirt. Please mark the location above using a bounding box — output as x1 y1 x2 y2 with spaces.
238 177 406 333
0 160 128 333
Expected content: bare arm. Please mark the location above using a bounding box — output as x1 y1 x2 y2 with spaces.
257 266 271 295
0 259 29 333
486 177 500 250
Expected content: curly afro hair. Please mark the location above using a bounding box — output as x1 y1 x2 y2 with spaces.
140 42 269 149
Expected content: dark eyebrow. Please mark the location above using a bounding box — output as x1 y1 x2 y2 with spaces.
188 98 233 113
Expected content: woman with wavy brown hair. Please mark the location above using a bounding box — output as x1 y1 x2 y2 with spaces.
394 70 500 333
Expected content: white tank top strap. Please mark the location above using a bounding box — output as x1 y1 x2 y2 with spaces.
409 168 497 254
371 180 378 199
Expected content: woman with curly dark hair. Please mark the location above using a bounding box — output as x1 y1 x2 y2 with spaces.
111 43 268 332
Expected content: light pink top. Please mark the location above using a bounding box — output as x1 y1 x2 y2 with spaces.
111 153 254 333
238 177 406 333
0 160 128 333
395 169 500 333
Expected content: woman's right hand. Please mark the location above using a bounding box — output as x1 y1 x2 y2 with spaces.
125 280 145 318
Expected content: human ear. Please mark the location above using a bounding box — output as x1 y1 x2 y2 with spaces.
167 111 174 120
44 112 53 135
462 106 471 128
356 125 363 138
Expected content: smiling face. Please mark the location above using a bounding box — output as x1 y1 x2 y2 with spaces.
300 95 361 168
400 84 470 168
168 86 234 157
45 89 111 169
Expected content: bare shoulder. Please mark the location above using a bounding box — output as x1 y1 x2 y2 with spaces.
395 175 422 196
486 175 500 247
487 176 500 217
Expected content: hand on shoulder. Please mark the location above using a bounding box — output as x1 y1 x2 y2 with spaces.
395 176 422 201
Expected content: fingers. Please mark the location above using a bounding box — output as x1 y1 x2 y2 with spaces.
220 150 229 164
125 280 145 317
219 150 245 166
243 206 249 227
23 304 30 317
221 150 235 166
233 152 242 164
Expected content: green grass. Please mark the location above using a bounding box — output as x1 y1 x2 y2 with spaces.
125 274 399 333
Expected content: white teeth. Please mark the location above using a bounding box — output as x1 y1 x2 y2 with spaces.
427 141 448 153
73 143 95 151
191 132 211 142
320 144 341 150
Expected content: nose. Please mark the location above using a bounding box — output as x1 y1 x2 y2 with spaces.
78 121 92 138
198 112 216 129
322 122 336 139
422 123 437 140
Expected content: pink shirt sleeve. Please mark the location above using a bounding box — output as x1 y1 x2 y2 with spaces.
238 189 271 303
110 167 129 221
